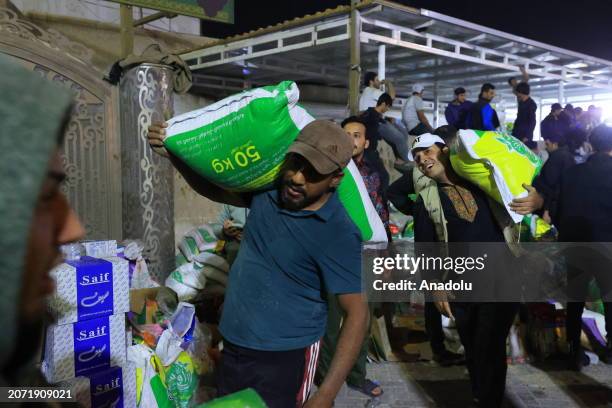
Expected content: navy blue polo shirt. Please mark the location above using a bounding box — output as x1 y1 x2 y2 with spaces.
219 190 362 351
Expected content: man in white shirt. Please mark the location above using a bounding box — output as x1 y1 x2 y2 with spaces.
358 72 395 112
402 83 434 136
358 72 410 169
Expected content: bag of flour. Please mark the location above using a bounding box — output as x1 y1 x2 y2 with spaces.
450 129 543 223
164 81 386 242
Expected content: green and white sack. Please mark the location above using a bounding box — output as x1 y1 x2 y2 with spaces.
189 224 219 252
178 236 200 262
164 81 387 242
165 263 203 302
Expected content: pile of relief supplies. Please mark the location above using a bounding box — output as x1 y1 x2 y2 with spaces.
166 223 230 303
45 239 227 407
43 239 152 407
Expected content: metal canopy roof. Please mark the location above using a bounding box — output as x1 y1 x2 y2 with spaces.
182 1 612 104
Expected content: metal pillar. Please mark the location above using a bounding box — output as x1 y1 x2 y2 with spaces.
120 64 175 283
378 44 386 81
558 81 565 104
538 97 543 122
538 97 543 140
348 0 361 115
120 4 134 58
433 82 439 127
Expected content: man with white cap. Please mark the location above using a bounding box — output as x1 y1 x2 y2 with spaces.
406 132 543 407
402 83 434 136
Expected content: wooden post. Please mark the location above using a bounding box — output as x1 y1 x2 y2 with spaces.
120 4 134 58
348 0 361 115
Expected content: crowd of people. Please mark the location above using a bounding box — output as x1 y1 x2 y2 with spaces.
358 70 612 407
191 72 612 407
4 52 612 408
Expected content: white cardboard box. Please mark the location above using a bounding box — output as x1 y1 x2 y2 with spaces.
49 256 129 325
61 364 136 408
43 314 127 383
81 240 117 258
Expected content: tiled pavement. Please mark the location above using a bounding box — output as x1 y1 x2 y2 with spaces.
332 359 612 407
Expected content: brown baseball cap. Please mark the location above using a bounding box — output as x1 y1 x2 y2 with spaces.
287 120 353 175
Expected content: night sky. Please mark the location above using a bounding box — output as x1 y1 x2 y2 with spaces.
202 0 612 61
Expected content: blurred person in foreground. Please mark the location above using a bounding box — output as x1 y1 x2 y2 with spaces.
0 57 85 400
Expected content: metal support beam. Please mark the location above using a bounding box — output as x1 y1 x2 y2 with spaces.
558 81 565 103
182 17 350 70
414 20 435 31
349 0 361 115
120 4 134 58
465 33 486 43
378 44 386 81
359 16 612 91
133 11 177 27
248 59 348 84
538 97 543 136
433 81 439 127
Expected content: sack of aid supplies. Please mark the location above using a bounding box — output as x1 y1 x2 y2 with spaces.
450 129 543 223
164 81 387 242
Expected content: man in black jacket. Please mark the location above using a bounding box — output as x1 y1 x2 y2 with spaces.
512 83 537 142
467 83 500 131
533 132 576 222
556 124 612 371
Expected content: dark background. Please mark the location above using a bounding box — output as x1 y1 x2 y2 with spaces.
201 0 612 61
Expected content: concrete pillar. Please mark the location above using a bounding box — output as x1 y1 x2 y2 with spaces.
120 64 175 283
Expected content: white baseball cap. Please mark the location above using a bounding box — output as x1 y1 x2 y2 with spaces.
408 133 446 161
412 83 425 93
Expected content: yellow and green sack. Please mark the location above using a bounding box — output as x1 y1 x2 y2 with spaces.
164 81 386 242
520 214 554 241
450 129 543 223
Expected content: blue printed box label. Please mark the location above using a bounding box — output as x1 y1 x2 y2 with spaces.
73 316 111 376
67 256 114 321
88 366 123 408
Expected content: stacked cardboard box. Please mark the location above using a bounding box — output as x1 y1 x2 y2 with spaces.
43 241 136 407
